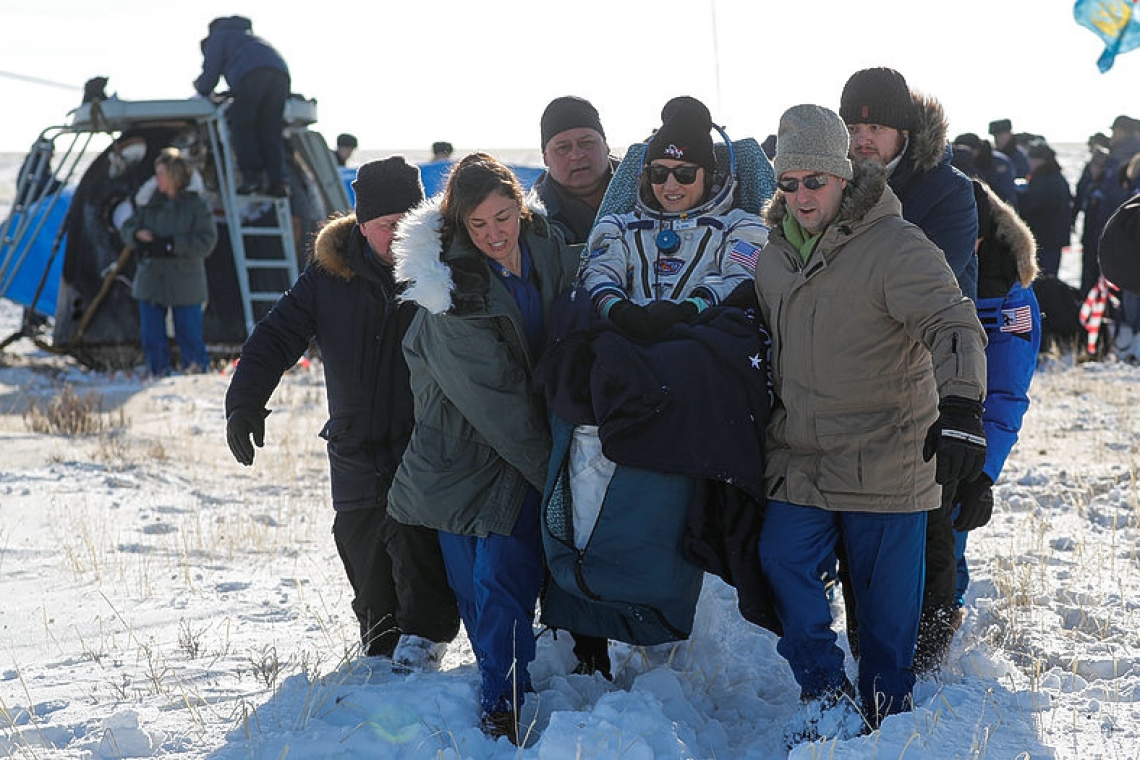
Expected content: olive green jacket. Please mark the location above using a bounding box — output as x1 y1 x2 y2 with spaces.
388 200 577 536
124 191 217 306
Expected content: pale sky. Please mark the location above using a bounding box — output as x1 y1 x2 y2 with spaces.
0 0 1135 156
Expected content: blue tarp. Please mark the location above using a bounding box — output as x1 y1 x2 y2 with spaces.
340 161 544 207
0 188 70 317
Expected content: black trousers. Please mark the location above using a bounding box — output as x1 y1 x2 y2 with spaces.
333 507 460 657
228 67 290 184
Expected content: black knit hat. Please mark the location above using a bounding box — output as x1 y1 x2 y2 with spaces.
988 119 1012 136
954 132 983 150
645 96 716 173
839 68 915 131
540 96 605 149
352 157 424 223
1027 140 1055 160
336 133 358 148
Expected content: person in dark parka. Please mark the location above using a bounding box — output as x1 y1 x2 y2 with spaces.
532 96 619 248
194 16 291 196
839 68 981 672
224 157 459 668
1017 141 1073 277
1100 193 1140 360
951 132 1019 210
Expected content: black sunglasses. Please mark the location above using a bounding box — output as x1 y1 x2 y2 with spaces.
776 175 830 193
647 164 701 185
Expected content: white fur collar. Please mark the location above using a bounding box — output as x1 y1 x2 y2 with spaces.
392 197 453 314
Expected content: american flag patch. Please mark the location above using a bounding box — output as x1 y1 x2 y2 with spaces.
728 240 759 270
1000 305 1032 333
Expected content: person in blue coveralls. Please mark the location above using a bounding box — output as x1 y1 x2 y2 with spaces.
950 178 1041 613
194 16 291 197
388 152 579 746
754 104 987 745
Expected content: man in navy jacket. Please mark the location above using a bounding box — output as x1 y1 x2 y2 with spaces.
195 16 291 196
838 67 981 673
225 158 459 668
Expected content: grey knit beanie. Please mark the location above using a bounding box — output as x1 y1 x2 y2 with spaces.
773 104 853 181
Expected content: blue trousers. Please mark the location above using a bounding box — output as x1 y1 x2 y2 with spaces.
137 300 208 376
437 489 543 714
760 500 926 722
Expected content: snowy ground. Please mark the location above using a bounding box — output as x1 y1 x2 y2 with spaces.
1 272 1139 759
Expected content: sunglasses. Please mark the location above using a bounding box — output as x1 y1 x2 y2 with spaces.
647 164 701 185
776 174 830 193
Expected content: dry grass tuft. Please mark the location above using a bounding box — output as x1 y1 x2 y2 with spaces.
22 384 126 437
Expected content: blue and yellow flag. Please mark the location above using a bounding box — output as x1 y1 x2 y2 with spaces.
1075 0 1140 72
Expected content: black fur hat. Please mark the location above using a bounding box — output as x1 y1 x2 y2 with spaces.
988 118 1013 136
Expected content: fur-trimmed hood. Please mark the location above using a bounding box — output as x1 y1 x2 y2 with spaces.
763 160 890 233
906 90 951 174
975 179 1038 293
392 196 556 315
311 213 361 280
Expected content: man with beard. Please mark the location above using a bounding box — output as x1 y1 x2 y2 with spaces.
838 67 980 676
755 104 986 742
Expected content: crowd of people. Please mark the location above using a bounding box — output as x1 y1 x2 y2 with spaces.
219 75 1140 747
167 20 1140 747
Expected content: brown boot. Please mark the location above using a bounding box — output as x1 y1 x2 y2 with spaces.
481 710 518 745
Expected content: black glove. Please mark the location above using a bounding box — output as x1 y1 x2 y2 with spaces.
148 235 175 257
607 300 659 343
644 299 699 332
923 396 986 485
133 232 154 258
226 407 270 466
953 473 994 531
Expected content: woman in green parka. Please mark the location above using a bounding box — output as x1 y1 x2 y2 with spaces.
389 153 578 744
122 147 217 376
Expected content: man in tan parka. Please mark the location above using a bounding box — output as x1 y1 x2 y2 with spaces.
752 104 988 746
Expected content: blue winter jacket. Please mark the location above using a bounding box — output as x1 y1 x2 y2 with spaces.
889 93 979 301
195 16 288 95
975 285 1041 481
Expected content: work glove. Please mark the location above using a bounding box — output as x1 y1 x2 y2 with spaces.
922 396 986 485
607 300 659 343
953 473 994 531
226 407 270 466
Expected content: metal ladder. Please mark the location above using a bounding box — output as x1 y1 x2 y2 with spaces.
204 112 298 337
